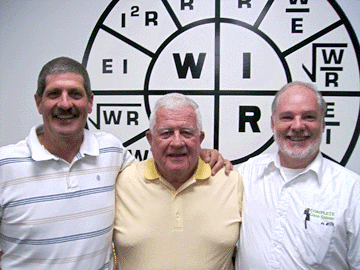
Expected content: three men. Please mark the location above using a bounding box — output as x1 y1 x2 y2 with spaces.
113 93 243 269
0 57 228 269
236 81 360 269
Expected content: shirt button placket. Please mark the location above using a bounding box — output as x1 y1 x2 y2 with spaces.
173 193 183 230
269 187 290 268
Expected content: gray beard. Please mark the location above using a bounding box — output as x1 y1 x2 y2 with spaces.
274 130 321 161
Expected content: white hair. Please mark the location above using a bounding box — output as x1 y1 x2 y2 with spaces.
149 93 202 133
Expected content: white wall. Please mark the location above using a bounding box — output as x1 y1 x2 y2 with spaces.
1 0 359 173
0 0 109 144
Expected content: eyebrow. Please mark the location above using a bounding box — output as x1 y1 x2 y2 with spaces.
279 110 318 115
157 126 197 132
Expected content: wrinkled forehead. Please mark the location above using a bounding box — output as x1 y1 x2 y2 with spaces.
45 72 84 84
155 106 197 124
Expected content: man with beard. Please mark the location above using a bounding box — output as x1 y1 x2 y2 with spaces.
236 81 360 269
0 57 230 270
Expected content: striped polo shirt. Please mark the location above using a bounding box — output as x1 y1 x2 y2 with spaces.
0 125 134 269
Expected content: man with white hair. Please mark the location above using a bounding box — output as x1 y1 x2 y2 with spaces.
114 93 243 269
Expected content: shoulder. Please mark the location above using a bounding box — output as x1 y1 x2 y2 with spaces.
0 141 31 184
122 160 146 172
115 160 145 191
0 139 30 160
117 160 146 180
322 156 360 184
86 130 135 168
213 168 242 181
236 153 274 174
211 167 243 188
211 168 244 201
91 130 124 146
91 130 130 155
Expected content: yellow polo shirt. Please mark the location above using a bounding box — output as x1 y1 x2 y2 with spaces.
113 158 243 270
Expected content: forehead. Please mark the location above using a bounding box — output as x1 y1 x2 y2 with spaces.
277 85 320 113
45 72 85 89
155 106 197 128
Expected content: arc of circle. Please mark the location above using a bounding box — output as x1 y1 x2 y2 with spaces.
82 0 119 131
143 18 291 159
328 0 360 165
232 136 275 165
82 0 119 67
143 18 292 117
143 18 216 118
81 0 360 166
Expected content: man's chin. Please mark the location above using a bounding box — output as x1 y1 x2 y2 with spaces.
166 163 189 171
286 151 309 160
281 144 319 161
165 162 193 174
285 139 308 149
51 126 84 139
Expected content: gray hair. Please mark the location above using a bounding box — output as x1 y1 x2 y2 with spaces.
37 57 92 98
271 81 327 117
149 93 202 133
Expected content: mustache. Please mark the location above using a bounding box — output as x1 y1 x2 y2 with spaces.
52 107 79 117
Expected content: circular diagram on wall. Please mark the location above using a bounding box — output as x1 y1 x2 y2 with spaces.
83 0 360 165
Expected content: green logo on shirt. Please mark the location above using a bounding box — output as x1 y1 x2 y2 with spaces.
310 209 335 220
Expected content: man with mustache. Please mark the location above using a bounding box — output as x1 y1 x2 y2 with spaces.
236 81 360 269
113 93 243 269
0 57 231 269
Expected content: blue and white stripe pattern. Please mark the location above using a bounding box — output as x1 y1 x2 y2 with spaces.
0 125 135 269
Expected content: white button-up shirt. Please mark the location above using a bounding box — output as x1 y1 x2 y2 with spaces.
236 152 360 270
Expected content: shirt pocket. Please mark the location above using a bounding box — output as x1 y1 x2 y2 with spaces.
295 221 334 266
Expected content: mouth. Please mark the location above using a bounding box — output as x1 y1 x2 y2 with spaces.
285 131 311 142
168 153 187 158
52 108 79 120
55 114 76 119
286 135 309 141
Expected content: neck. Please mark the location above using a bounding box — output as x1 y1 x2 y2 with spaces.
158 167 197 190
39 132 83 163
279 151 318 169
166 179 185 190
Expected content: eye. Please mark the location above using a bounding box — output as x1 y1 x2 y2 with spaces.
69 90 84 99
46 90 60 99
280 115 293 121
181 129 196 138
159 130 172 138
303 115 316 121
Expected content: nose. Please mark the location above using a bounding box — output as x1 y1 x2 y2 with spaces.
291 116 304 130
57 92 72 109
170 131 184 147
